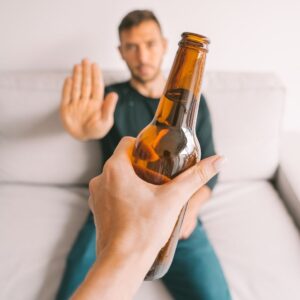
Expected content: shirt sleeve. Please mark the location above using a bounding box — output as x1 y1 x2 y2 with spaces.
196 94 218 191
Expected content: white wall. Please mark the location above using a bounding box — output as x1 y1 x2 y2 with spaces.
1 0 299 130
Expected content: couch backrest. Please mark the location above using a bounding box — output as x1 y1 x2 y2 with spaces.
204 72 285 182
0 71 101 186
0 71 285 185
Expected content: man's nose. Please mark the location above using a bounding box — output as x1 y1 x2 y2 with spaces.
137 45 149 64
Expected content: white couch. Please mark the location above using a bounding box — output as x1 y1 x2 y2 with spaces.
0 71 300 300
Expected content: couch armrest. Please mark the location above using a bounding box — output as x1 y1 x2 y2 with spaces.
275 131 300 229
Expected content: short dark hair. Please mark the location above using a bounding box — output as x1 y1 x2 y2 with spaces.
118 10 162 38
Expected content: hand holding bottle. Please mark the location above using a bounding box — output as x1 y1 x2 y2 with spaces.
72 137 224 300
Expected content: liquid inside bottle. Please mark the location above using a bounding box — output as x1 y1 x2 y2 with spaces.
132 88 201 280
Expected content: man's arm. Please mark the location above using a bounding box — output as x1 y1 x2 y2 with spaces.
72 249 152 300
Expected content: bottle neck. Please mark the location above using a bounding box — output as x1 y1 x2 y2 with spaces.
153 46 206 130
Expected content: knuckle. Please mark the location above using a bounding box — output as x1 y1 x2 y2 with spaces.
89 175 102 195
103 157 117 175
120 136 131 144
88 177 97 194
73 83 80 90
194 166 209 184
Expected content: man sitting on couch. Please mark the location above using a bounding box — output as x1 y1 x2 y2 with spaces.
56 9 231 300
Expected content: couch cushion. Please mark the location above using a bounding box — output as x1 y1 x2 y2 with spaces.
203 72 285 182
0 183 89 300
200 180 300 300
2 181 299 300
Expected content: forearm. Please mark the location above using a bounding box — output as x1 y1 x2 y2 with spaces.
71 248 154 300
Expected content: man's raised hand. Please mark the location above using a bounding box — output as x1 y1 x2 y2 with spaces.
60 59 118 141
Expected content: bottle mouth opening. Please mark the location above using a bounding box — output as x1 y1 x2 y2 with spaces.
179 32 210 51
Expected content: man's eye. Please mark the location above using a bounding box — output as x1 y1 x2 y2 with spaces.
126 45 137 51
147 41 156 48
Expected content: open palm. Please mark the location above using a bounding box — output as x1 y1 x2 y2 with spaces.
60 59 118 141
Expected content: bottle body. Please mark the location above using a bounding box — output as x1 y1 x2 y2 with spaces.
132 110 201 280
132 32 209 280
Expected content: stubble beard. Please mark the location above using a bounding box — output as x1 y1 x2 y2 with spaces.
131 67 161 84
129 57 164 84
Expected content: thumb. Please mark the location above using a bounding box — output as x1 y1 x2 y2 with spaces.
161 155 226 209
102 92 119 121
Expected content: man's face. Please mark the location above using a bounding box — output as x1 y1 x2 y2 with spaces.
119 20 167 83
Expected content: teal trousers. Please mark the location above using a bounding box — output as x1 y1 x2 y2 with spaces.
56 214 231 300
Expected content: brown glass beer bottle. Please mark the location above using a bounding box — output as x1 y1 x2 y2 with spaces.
132 32 210 280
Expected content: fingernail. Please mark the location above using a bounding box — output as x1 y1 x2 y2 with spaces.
213 156 227 172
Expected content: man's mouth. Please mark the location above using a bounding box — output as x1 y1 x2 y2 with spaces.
137 65 153 75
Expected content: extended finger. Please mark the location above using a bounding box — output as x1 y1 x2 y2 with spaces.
72 64 82 102
102 92 118 123
82 58 92 99
92 63 104 101
161 155 226 208
61 77 72 105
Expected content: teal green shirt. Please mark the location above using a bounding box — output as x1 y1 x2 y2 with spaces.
103 81 218 190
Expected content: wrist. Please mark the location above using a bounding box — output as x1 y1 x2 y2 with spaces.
72 247 155 300
62 124 88 141
101 240 157 274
